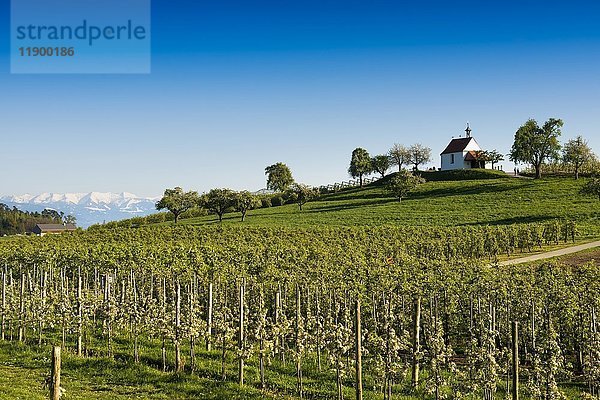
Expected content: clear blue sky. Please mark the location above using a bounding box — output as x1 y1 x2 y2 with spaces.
1 0 599 197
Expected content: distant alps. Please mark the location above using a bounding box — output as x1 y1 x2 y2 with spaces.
0 192 159 228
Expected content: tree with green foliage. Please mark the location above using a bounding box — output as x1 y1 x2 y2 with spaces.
63 215 77 226
349 148 372 187
483 150 505 170
371 155 391 178
563 136 595 180
471 151 489 169
387 171 426 202
510 118 563 179
581 178 600 200
408 144 432 171
156 187 200 224
42 209 63 221
389 144 411 172
286 183 319 210
0 203 64 236
234 191 261 222
201 189 238 222
265 163 294 192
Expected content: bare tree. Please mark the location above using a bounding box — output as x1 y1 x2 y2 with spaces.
408 144 432 171
389 144 411 172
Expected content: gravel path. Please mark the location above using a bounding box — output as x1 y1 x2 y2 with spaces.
497 240 600 266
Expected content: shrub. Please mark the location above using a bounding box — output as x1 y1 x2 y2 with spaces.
180 208 208 220
261 197 272 208
419 169 508 182
284 192 299 205
145 213 168 224
271 195 284 207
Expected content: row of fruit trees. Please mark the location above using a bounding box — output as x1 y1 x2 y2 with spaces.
0 222 598 399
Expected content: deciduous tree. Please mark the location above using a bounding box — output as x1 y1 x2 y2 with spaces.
484 150 505 170
63 215 77 226
349 148 372 187
389 144 411 172
156 187 199 224
408 144 432 171
265 163 294 192
563 136 595 180
510 118 563 179
372 155 391 178
387 171 426 202
286 183 319 211
202 189 237 222
234 191 260 222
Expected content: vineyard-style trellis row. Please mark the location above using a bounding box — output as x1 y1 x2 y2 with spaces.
0 222 599 399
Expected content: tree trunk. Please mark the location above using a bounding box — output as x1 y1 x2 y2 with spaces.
535 164 542 179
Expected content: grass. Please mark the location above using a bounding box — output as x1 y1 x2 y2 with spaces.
167 172 599 238
0 337 589 400
0 340 283 400
0 337 417 400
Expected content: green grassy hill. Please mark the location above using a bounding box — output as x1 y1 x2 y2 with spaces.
169 170 599 237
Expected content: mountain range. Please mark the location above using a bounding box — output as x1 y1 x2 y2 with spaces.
0 192 159 228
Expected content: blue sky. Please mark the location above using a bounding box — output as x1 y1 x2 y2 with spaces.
1 0 600 197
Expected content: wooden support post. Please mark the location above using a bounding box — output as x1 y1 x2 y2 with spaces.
161 276 167 372
411 296 421 389
189 280 195 372
77 266 83 356
207 281 213 351
295 285 303 398
50 346 61 400
355 298 363 400
175 279 182 373
275 286 281 360
238 279 245 386
19 272 25 342
512 321 519 400
1 267 6 341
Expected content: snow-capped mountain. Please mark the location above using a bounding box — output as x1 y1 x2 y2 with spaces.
0 192 159 228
